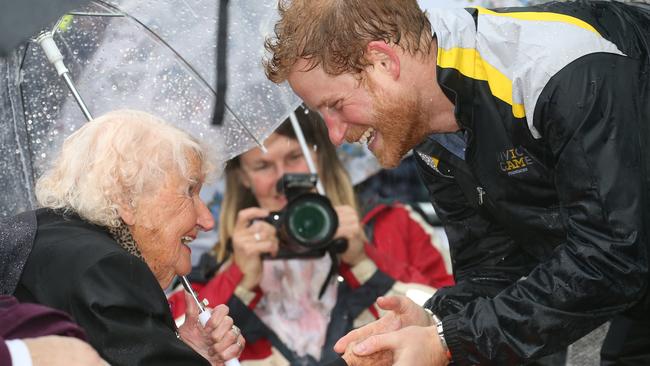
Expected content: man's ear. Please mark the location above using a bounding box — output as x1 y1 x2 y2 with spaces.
117 200 136 226
366 41 401 80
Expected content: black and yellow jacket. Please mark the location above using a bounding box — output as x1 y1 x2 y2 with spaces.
414 2 650 365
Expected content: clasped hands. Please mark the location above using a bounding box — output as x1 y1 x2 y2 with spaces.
335 295 451 366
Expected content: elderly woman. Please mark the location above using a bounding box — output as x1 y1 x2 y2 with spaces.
5 110 244 365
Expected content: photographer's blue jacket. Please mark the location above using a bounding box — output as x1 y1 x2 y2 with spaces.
415 2 650 365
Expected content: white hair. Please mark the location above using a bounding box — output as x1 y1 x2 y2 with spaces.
35 109 214 227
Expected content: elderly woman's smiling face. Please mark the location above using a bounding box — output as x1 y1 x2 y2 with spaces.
125 154 214 288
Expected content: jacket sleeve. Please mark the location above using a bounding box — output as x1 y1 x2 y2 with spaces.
414 153 537 317
0 339 10 366
443 53 649 365
73 253 210 366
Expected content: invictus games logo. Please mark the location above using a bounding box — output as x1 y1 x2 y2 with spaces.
497 147 533 176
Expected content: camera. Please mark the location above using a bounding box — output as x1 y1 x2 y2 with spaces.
262 173 341 259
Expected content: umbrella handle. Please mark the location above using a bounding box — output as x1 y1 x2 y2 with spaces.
35 32 68 76
225 359 241 366
36 31 93 121
197 309 241 366
198 309 212 326
184 275 241 366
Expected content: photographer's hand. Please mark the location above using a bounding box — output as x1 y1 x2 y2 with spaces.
232 207 279 290
335 205 368 266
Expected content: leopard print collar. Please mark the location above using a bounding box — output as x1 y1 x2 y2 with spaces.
107 222 144 260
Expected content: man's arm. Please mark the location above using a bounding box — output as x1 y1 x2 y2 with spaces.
441 53 649 365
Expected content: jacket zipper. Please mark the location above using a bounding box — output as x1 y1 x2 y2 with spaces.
477 186 486 205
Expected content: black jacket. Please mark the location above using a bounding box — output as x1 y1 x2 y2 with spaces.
416 2 650 365
12 209 210 366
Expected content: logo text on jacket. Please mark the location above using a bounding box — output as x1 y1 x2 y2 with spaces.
497 147 533 176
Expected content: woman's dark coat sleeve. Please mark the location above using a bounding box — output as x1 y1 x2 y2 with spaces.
14 211 211 366
71 253 211 366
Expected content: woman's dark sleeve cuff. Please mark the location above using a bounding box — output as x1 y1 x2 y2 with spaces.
0 340 11 366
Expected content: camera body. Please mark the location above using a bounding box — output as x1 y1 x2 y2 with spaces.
263 173 339 259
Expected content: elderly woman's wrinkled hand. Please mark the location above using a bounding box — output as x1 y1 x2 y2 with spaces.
178 293 244 365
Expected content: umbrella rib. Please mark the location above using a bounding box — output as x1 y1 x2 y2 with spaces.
67 12 124 17
91 0 265 150
178 0 200 20
16 46 40 188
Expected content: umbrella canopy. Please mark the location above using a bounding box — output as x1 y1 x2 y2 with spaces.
0 0 302 217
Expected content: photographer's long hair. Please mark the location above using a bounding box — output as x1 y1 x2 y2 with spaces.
214 106 358 261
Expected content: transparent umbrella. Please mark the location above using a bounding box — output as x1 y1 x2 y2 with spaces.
18 0 300 186
0 0 301 216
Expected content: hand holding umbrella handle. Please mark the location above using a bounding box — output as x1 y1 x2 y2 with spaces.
181 276 241 366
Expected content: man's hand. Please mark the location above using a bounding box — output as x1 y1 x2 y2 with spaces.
24 335 107 366
178 292 245 365
341 342 393 366
334 295 432 353
352 325 450 366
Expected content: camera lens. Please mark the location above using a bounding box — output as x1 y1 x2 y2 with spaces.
289 202 331 243
284 193 337 249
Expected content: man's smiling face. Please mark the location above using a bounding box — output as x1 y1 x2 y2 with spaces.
288 58 429 168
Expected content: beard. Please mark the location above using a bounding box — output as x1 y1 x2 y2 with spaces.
368 82 430 168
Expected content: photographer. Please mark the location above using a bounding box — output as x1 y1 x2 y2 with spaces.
167 107 451 365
